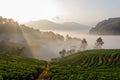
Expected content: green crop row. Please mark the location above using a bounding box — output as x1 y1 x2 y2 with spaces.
50 49 120 80
0 53 47 80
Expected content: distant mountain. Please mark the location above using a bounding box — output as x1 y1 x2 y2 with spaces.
25 20 60 30
89 18 120 35
61 22 90 30
24 20 90 32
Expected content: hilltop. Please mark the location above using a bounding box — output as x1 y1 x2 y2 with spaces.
25 20 90 32
89 18 120 35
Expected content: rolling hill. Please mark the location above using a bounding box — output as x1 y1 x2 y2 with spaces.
0 53 47 80
89 18 120 35
50 49 120 80
25 20 90 32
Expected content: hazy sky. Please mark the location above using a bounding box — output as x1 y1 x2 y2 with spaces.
0 0 120 26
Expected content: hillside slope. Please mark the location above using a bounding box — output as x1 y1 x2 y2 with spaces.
54 49 120 66
50 49 120 80
0 16 66 60
89 18 120 35
0 53 47 80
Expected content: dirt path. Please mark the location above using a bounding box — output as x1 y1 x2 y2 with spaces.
37 63 50 80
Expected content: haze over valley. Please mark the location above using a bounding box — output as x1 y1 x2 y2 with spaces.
0 0 120 80
0 16 120 61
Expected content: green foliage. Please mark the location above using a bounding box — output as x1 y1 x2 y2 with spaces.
94 37 104 49
0 53 47 80
50 49 120 80
0 16 20 34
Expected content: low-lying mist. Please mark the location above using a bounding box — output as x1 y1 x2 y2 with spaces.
0 16 120 62
1 30 120 61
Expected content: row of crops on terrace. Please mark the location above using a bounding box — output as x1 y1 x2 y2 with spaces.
0 53 47 80
49 49 120 80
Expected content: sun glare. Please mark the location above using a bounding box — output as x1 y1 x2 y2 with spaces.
41 2 61 20
0 0 61 23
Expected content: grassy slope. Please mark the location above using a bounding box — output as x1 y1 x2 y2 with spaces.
50 49 120 80
0 53 47 80
55 49 120 66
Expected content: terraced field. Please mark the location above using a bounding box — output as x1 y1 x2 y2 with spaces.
49 49 120 80
0 53 47 80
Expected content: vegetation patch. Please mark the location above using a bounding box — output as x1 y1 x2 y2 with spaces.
50 49 120 80
0 53 47 80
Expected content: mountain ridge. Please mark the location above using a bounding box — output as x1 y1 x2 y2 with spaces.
24 20 91 32
89 17 120 35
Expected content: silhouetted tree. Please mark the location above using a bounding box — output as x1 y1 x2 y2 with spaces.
80 38 88 50
66 49 75 55
94 37 104 49
59 49 66 57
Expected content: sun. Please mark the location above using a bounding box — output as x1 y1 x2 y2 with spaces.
0 0 62 23
41 2 61 20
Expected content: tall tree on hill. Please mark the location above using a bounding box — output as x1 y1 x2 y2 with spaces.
80 38 88 50
94 37 104 49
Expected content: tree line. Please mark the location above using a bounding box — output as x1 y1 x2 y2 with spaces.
59 37 104 57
